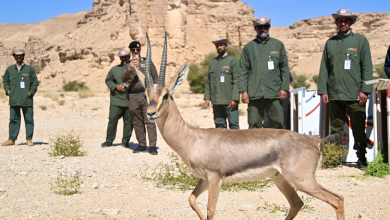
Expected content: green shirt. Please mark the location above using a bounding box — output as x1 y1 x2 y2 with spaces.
238 36 289 99
106 64 129 107
204 54 239 105
318 31 373 100
3 64 38 107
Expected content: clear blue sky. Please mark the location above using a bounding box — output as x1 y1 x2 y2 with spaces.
0 0 389 27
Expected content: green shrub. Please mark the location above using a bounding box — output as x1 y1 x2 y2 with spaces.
60 56 67 63
373 63 386 79
142 152 272 191
48 134 86 157
50 170 83 195
188 46 242 94
320 142 347 168
39 105 47 110
62 81 88 91
291 72 311 89
312 75 319 86
0 75 3 89
364 151 389 178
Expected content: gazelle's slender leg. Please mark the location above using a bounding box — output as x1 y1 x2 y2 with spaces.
206 173 222 220
270 174 303 220
292 178 345 220
189 179 209 220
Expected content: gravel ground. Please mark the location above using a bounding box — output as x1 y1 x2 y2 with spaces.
0 92 389 220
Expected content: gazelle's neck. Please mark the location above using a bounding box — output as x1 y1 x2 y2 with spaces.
156 98 195 155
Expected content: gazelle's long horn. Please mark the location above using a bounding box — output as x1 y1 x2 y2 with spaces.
158 32 167 89
144 33 154 89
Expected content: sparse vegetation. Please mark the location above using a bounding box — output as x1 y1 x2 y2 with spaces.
78 88 95 99
0 90 6 101
43 92 59 101
62 81 88 91
48 133 86 157
373 63 386 79
301 195 315 212
312 75 319 86
319 142 347 169
141 152 272 192
364 151 389 178
33 64 42 74
50 170 83 195
188 46 242 93
291 72 311 89
39 105 47 110
257 201 288 213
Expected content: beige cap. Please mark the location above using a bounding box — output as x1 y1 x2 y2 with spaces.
212 38 229 45
116 50 130 57
12 48 25 55
253 17 271 26
332 9 357 24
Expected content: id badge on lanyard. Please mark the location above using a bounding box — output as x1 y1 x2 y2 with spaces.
268 56 274 70
20 77 25 88
220 71 225 83
344 54 351 70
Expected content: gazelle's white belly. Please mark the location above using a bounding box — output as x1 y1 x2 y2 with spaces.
222 166 279 184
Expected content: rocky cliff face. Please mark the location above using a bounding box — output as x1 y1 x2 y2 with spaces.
0 1 389 91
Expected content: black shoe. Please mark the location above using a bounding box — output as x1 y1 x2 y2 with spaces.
101 142 112 147
149 146 158 155
121 142 128 148
357 156 368 171
133 145 147 153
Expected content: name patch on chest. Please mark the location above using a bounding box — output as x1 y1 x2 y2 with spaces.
222 66 229 69
347 48 357 52
270 51 279 54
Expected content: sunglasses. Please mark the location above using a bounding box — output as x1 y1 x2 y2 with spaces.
130 48 140 52
256 25 270 30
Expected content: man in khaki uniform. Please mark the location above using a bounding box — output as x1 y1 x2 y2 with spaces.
122 41 159 155
318 9 373 170
238 17 290 129
101 50 133 148
204 38 240 129
2 48 38 146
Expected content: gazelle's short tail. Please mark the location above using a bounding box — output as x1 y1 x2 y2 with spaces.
322 133 340 143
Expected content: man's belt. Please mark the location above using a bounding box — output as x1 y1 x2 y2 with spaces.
129 88 145 94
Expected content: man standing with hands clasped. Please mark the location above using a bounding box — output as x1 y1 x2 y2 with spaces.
238 16 290 129
318 9 373 170
204 38 240 129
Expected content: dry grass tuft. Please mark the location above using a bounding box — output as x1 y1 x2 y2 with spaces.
78 88 95 99
43 92 59 101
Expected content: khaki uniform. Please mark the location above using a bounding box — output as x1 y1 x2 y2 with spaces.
122 58 158 147
238 36 290 129
318 31 373 155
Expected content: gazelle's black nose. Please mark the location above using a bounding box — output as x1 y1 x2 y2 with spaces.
147 112 156 116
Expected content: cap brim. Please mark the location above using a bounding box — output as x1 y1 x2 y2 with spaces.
212 40 228 45
332 14 357 24
252 19 271 26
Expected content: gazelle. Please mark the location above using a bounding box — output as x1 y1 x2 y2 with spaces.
133 33 345 220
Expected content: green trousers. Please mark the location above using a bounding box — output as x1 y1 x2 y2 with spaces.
106 105 133 143
212 105 239 129
329 100 367 155
247 98 284 129
9 106 34 140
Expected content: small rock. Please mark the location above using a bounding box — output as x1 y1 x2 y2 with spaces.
99 185 107 189
358 213 364 218
92 182 99 189
0 188 5 192
20 171 28 176
106 209 120 216
94 208 102 213
92 112 97 116
56 156 65 159
355 181 366 186
18 198 28 202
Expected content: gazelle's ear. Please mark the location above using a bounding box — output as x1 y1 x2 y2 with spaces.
135 67 146 88
169 61 189 95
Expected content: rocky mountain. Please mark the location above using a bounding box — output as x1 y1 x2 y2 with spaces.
0 0 389 91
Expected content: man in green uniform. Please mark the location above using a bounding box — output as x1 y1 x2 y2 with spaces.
204 38 239 129
122 41 159 155
101 50 133 148
2 48 38 146
318 9 373 170
238 16 290 129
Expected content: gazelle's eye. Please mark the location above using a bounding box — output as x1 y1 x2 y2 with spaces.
163 94 169 100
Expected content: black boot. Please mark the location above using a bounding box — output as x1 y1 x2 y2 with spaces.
149 146 158 155
133 145 147 153
101 142 112 147
357 155 368 171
